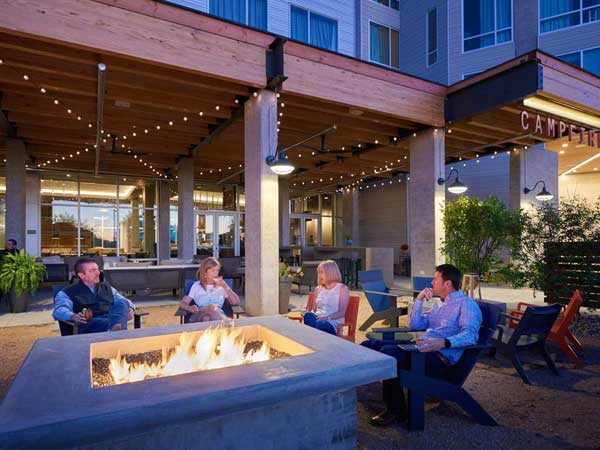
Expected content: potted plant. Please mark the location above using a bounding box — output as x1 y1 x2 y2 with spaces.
279 262 303 315
0 250 46 313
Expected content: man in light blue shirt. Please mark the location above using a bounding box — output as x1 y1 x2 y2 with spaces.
370 264 482 426
53 257 135 333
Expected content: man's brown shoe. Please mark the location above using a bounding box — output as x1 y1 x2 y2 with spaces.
370 410 406 426
110 323 123 331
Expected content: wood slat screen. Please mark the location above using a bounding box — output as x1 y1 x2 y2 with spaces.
544 242 600 307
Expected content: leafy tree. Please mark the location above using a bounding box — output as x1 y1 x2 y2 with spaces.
441 195 524 279
507 195 600 292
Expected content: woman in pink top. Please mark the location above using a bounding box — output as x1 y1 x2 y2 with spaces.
303 260 350 335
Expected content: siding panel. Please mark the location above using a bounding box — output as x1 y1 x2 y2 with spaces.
399 0 448 85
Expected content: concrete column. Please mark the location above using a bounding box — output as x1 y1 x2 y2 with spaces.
157 180 171 261
509 144 558 212
244 89 279 316
25 172 41 256
408 129 445 280
130 190 141 252
6 139 26 249
342 190 359 246
143 182 156 256
278 178 290 246
177 157 195 260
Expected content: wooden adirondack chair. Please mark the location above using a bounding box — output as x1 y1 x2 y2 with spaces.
496 303 562 384
358 270 410 332
291 291 360 342
506 291 584 367
368 300 501 430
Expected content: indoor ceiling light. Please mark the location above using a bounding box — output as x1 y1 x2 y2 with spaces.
523 97 600 129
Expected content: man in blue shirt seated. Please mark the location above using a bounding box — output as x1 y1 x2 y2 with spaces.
368 263 482 426
52 257 135 333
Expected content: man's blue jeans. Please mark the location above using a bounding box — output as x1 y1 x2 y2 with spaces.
79 298 130 334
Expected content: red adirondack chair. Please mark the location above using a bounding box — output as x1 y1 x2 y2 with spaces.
291 291 360 342
507 290 584 368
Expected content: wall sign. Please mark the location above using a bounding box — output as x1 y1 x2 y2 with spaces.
520 111 600 148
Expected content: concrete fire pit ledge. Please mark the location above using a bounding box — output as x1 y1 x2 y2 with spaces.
0 316 395 450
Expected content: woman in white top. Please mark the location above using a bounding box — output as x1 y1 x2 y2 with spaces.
179 257 241 322
303 260 349 335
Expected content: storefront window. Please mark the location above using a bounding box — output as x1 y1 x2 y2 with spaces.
41 204 79 255
79 176 117 207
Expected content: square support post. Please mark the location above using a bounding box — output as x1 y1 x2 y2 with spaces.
177 157 195 260
6 139 27 249
157 180 171 261
244 89 279 316
408 128 445 280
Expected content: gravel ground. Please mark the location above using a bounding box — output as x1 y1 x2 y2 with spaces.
1 308 599 450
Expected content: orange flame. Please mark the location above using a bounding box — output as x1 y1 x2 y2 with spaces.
108 326 270 385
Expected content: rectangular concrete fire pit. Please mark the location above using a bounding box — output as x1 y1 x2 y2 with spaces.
0 316 395 450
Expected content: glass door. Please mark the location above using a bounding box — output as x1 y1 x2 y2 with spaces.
196 213 214 257
304 217 320 247
216 214 236 257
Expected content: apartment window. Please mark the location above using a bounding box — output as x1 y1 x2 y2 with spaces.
540 0 600 33
558 47 600 76
369 22 399 68
209 0 267 31
427 8 438 66
463 0 512 52
373 0 400 11
291 6 338 52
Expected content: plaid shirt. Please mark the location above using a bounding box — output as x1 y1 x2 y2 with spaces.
410 290 482 365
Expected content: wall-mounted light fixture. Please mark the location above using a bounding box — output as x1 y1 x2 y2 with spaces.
437 168 468 194
266 125 337 176
266 144 295 175
524 180 554 201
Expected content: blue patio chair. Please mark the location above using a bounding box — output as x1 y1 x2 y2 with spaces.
413 276 434 292
495 303 562 384
358 270 411 332
370 300 501 431
175 278 244 323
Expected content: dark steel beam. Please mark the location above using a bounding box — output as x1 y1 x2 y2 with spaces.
446 60 543 123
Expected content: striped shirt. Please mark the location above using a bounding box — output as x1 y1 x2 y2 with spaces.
410 290 482 365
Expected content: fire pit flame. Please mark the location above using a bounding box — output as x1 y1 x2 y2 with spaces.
108 327 271 385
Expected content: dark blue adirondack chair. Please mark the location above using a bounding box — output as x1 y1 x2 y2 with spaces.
175 278 244 323
358 270 411 332
413 276 434 292
495 303 562 384
371 300 501 430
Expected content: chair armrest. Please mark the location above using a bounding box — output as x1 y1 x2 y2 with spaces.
174 308 187 317
399 342 494 352
59 319 79 334
363 290 402 298
372 327 419 333
500 312 521 322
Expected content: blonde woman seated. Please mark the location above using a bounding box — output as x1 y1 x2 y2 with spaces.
303 260 350 335
179 257 241 322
